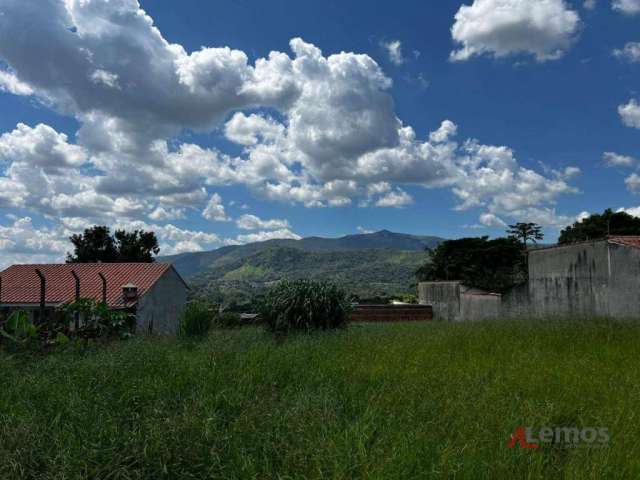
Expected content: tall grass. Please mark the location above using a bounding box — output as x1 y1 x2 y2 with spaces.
2 320 640 478
260 279 351 333
177 301 215 337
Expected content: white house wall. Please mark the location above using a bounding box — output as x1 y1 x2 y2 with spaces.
136 268 187 334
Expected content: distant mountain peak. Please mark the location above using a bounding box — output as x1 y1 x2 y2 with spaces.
161 230 444 278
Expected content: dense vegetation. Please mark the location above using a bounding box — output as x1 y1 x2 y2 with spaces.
559 208 640 244
177 301 215 337
2 321 640 478
67 225 160 263
417 236 526 293
0 299 134 352
260 280 351 333
189 246 429 310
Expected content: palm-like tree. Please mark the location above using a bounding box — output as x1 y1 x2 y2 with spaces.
507 222 544 249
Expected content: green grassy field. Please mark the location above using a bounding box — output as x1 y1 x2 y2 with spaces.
2 320 640 479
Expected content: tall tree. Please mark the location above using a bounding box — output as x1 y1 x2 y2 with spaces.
67 226 159 263
507 222 544 248
559 209 640 244
67 226 118 263
417 237 526 293
114 229 160 262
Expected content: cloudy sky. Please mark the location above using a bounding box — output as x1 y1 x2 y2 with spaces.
0 0 638 265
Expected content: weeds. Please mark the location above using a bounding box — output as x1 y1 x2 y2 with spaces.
259 280 351 334
2 320 640 478
178 301 215 337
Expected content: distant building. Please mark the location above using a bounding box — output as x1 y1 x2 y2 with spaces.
419 236 640 321
0 263 187 334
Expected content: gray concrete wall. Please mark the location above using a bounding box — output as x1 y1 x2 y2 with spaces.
460 293 501 321
597 243 640 319
419 240 640 321
528 241 610 318
418 282 461 321
500 283 531 318
136 267 187 334
418 282 501 321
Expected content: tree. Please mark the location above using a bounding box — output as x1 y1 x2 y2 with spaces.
67 226 118 263
416 237 526 293
559 209 640 244
67 226 160 263
114 229 160 262
507 222 544 248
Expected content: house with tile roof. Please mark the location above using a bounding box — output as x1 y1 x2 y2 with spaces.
0 263 188 334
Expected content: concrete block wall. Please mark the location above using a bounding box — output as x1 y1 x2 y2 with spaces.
460 293 501 321
601 243 640 319
527 241 609 318
500 283 531 318
418 282 461 321
416 239 640 321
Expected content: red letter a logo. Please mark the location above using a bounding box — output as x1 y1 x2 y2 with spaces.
507 427 539 449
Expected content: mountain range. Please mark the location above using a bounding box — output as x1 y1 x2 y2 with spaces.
161 230 443 307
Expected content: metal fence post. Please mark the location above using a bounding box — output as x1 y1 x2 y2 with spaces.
98 272 107 305
35 269 47 329
71 270 80 330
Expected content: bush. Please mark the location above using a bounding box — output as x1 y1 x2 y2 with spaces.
0 311 39 350
63 299 135 340
260 280 351 334
213 311 250 329
178 302 214 337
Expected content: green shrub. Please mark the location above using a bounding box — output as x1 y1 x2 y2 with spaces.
178 302 214 337
213 311 248 329
259 280 351 334
63 299 134 340
0 310 39 350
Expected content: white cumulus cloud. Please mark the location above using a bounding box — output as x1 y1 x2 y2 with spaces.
613 0 640 15
619 99 640 129
381 40 405 65
626 173 640 193
236 214 291 230
375 189 414 207
0 0 583 249
202 193 229 222
604 151 637 167
450 0 581 62
0 123 86 172
234 229 301 244
613 42 640 62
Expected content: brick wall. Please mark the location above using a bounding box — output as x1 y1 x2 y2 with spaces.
350 304 433 323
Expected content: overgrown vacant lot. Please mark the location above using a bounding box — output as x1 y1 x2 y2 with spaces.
2 321 640 479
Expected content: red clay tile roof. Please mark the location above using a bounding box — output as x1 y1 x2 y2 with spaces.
607 236 640 249
0 263 177 308
528 236 640 253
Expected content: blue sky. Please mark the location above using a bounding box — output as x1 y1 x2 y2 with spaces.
0 0 638 264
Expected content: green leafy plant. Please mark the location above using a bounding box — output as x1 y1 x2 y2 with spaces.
259 280 351 334
0 310 39 346
178 301 215 337
63 299 134 339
